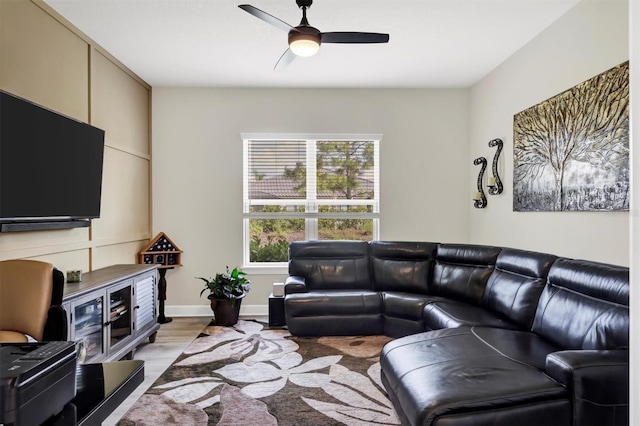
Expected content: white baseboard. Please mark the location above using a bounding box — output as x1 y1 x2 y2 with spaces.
165 304 269 318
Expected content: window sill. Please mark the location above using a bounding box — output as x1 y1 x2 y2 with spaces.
242 264 288 276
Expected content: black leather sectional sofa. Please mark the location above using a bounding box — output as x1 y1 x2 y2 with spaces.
283 240 629 426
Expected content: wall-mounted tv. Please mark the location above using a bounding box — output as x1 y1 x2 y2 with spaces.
0 90 105 232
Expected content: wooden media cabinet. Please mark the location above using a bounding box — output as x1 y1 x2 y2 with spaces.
62 264 160 363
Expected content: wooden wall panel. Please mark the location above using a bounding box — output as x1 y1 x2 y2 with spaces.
0 0 88 121
92 241 149 271
29 249 90 276
0 0 151 272
91 50 150 156
92 147 150 243
89 47 151 268
0 228 89 261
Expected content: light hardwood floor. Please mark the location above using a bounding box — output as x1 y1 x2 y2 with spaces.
103 316 212 425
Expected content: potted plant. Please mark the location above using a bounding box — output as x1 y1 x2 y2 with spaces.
197 266 250 326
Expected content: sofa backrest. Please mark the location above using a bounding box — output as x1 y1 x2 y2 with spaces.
431 244 501 304
532 258 629 350
288 240 372 290
482 248 557 329
370 241 438 293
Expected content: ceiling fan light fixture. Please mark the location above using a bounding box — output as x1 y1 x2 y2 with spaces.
239 2 389 69
289 32 320 57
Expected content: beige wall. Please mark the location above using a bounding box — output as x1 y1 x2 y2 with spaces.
151 88 469 315
468 0 629 265
0 0 152 273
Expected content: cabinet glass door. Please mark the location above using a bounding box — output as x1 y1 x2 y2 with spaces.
108 284 133 351
73 295 105 363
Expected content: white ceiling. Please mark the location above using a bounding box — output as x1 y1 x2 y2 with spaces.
43 0 580 88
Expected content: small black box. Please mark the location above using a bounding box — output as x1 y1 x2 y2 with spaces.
268 293 286 327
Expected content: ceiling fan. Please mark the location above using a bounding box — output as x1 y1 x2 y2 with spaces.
238 0 389 70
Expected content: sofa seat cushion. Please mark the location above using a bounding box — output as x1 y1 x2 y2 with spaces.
380 326 569 425
470 326 560 369
284 290 383 336
423 301 519 331
285 290 381 317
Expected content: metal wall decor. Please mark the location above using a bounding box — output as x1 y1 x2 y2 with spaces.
473 157 487 209
513 61 629 211
487 138 503 195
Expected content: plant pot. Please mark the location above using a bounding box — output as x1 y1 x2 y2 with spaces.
208 294 244 326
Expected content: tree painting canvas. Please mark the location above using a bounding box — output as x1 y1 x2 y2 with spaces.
513 61 629 212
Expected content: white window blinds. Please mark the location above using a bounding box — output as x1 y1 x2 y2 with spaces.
243 134 380 264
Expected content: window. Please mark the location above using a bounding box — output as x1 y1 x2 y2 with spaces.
243 134 380 265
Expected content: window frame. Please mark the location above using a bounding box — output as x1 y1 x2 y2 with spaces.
242 133 381 270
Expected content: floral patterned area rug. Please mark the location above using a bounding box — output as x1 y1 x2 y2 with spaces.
117 320 400 426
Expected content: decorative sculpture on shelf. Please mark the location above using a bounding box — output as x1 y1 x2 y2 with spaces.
473 157 488 209
487 138 504 195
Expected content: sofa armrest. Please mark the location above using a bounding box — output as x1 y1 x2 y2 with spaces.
284 275 307 294
546 350 628 426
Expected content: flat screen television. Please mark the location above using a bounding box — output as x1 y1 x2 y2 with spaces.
0 90 105 232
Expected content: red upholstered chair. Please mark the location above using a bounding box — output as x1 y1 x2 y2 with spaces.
0 259 67 342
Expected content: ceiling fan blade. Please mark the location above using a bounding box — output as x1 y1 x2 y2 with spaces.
274 48 297 70
321 32 389 44
238 4 296 33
